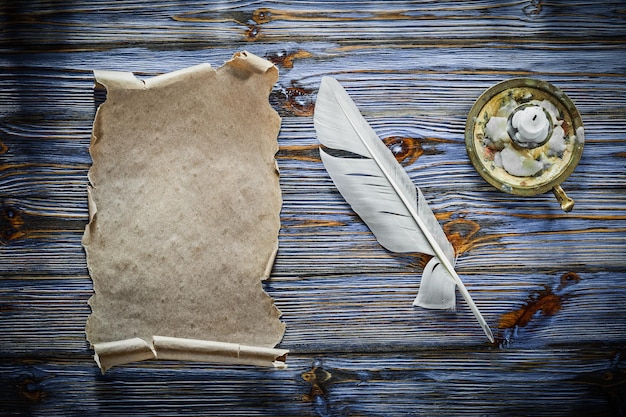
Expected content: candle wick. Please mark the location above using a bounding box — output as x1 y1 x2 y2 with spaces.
533 114 537 121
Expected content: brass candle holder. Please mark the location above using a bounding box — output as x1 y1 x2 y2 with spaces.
465 78 584 212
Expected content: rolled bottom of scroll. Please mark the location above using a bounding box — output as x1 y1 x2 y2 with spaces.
153 336 289 369
93 338 157 373
93 336 289 373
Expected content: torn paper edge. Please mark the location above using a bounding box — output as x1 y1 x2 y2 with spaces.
94 337 289 373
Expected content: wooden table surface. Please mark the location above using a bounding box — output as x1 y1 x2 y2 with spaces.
1 1 625 416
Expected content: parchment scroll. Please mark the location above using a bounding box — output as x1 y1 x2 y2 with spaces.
83 51 287 373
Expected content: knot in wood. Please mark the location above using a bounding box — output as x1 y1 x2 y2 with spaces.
383 136 423 166
252 8 272 24
1 205 25 243
301 365 332 401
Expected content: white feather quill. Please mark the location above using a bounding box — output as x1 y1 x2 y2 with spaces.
314 76 493 343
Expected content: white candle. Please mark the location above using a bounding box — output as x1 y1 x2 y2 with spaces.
511 105 550 146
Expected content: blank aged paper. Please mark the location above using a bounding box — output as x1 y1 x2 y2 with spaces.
83 51 287 373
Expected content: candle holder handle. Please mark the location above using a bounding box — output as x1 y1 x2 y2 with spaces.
552 185 574 212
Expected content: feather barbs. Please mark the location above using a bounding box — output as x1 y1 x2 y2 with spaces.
314 76 494 343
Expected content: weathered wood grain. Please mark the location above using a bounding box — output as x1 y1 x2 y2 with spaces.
3 1 626 49
1 348 624 417
1 0 625 415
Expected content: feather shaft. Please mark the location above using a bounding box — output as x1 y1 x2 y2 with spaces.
315 77 493 343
